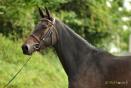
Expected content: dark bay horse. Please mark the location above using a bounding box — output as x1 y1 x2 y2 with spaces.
22 8 131 88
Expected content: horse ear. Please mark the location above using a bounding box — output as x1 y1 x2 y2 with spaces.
45 7 51 19
38 7 45 18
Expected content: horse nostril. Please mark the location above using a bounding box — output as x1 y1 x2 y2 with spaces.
22 44 30 54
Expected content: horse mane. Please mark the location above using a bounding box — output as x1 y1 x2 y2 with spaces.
64 24 97 49
55 19 113 57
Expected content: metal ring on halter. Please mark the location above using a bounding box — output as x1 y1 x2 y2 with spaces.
33 43 40 50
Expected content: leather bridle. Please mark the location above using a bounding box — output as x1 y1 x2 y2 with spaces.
30 18 58 50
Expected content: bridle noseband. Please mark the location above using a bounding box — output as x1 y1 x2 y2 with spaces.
31 18 58 50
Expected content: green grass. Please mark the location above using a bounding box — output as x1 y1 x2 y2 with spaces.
0 35 68 88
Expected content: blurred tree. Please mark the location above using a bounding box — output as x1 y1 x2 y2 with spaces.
57 0 131 53
0 0 131 53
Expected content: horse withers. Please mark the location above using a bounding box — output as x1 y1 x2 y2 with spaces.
22 8 131 88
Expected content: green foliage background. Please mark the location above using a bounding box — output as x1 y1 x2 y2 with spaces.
0 0 131 87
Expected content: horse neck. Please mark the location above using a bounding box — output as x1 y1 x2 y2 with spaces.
53 19 96 77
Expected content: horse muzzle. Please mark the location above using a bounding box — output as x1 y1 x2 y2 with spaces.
22 44 34 55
